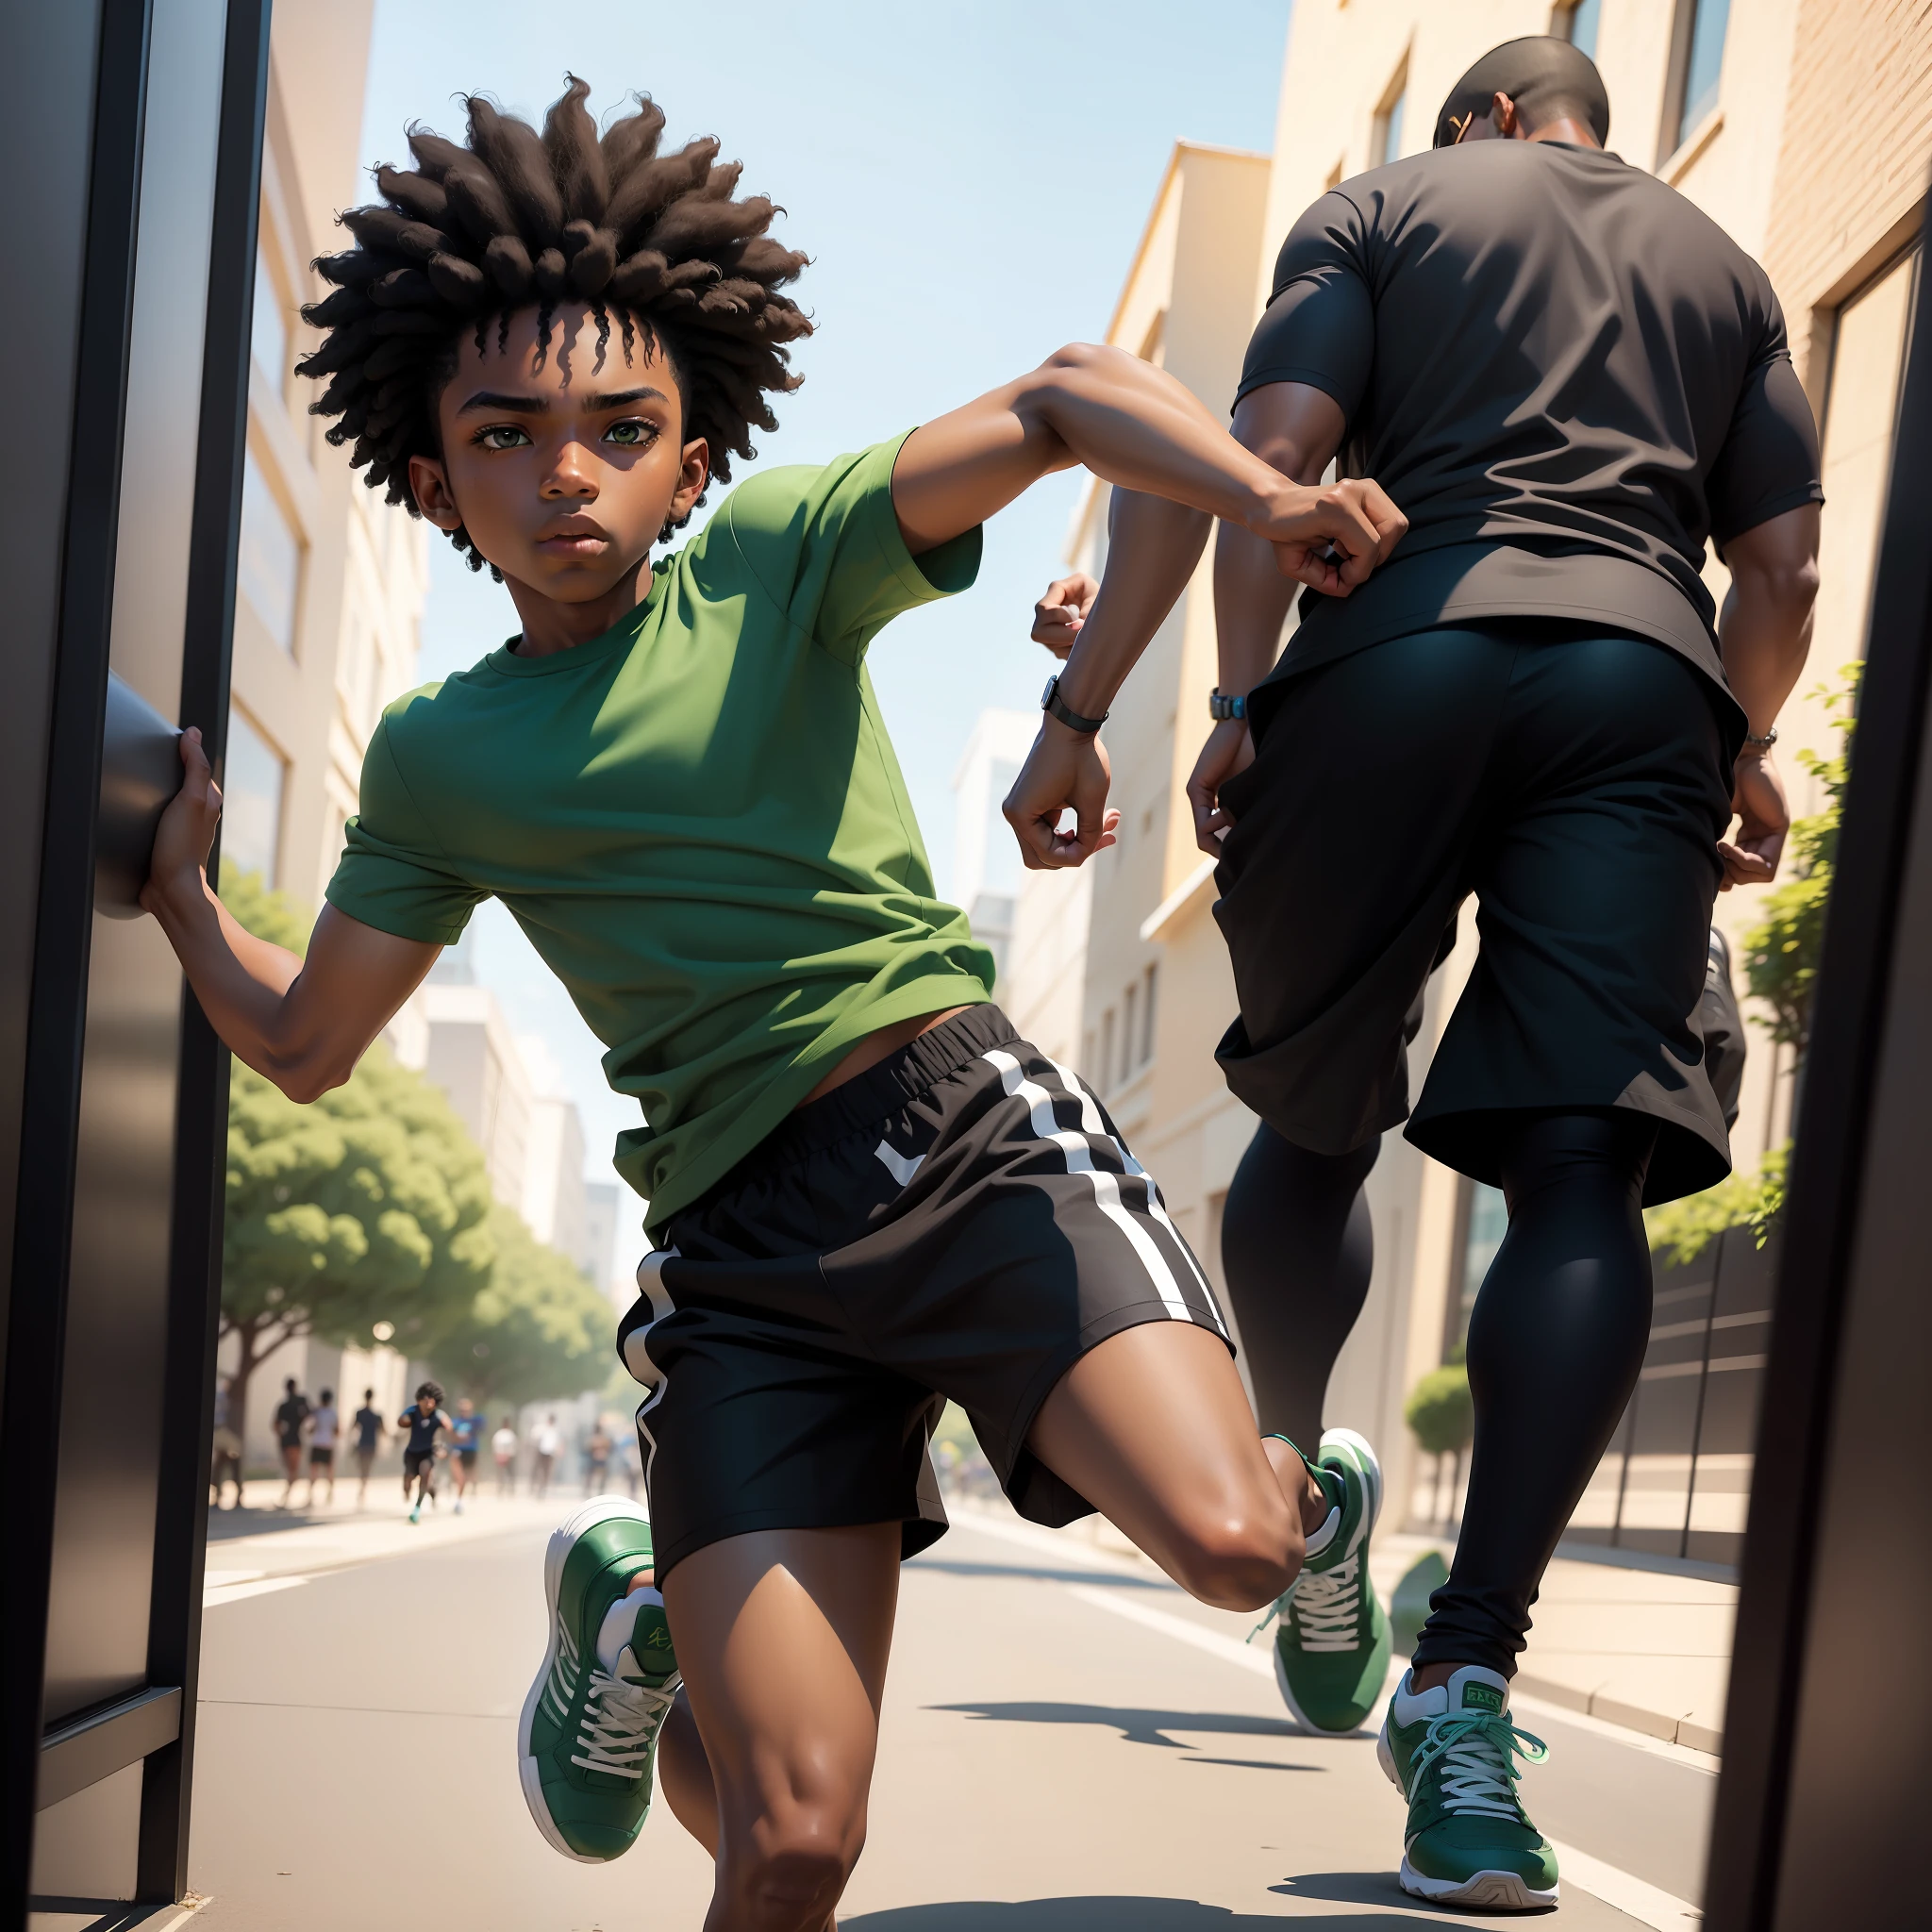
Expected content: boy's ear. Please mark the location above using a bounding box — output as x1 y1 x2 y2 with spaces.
672 438 710 522
408 453 463 532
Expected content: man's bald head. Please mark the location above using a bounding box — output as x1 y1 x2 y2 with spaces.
1434 37 1611 149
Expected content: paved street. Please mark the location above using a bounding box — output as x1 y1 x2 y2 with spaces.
186 1500 1711 1928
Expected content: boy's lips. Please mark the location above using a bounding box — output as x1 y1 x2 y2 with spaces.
536 522 610 556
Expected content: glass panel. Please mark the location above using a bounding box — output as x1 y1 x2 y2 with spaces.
1678 0 1732 147
222 708 286 887
238 449 300 653
1615 1248 1717 1557
1377 86 1406 167
250 244 286 395
1565 0 1603 59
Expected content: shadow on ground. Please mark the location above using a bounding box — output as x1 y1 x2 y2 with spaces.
929 1700 1322 1753
844 1899 1474 1929
910 1556 1177 1591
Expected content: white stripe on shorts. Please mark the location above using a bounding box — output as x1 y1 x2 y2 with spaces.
1041 1054 1226 1333
623 1245 679 1388
980 1049 1192 1322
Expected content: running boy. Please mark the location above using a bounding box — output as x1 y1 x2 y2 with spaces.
397 1381 453 1525
140 82 1402 1923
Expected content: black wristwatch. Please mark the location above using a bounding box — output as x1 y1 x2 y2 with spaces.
1041 674 1108 736
1208 688 1247 721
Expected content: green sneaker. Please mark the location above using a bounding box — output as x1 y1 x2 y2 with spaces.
518 1494 680 1862
1262 1427 1392 1734
1377 1663 1558 1911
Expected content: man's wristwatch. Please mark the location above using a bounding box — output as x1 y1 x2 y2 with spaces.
1041 674 1108 736
1742 725 1778 750
1208 688 1247 721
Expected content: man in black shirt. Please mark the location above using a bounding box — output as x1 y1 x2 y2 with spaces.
274 1376 311 1509
1008 36 1820 1911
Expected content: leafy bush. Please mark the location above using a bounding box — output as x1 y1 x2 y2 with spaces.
1405 1362 1473 1457
1645 1143 1788 1267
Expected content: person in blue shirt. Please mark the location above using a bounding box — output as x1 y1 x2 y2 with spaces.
449 1395 486 1516
396 1380 453 1525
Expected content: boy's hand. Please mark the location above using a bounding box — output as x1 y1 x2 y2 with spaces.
141 727 223 914
1031 574 1099 659
1003 720 1120 870
1256 477 1407 596
1719 745 1790 890
1187 719 1256 857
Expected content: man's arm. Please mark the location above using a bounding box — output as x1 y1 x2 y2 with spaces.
142 729 442 1100
1001 379 1363 868
1714 503 1822 890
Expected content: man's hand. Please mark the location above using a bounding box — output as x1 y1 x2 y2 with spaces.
140 726 223 914
1187 719 1256 857
1032 573 1099 659
1719 746 1790 890
1257 476 1407 596
1002 719 1121 870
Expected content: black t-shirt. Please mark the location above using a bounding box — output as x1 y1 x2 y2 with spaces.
275 1395 310 1448
399 1404 449 1457
1239 140 1823 728
354 1405 382 1452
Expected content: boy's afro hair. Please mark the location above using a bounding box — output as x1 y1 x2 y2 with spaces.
296 77 810 569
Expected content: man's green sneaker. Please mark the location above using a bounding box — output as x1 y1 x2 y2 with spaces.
518 1494 680 1862
1262 1427 1392 1734
1377 1663 1558 1911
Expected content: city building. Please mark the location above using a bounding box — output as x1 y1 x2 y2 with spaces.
949 709 1039 991
1005 0 1931 1564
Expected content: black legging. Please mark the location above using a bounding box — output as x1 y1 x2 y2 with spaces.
1221 1109 1657 1677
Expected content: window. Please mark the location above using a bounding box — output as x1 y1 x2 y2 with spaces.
1444 1180 1509 1357
1122 984 1139 1084
1141 963 1159 1063
1558 0 1602 60
1374 64 1407 168
222 708 286 888
250 245 287 397
1099 1009 1116 1092
1666 0 1731 156
239 450 301 653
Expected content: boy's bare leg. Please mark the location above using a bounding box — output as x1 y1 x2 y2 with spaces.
661 1523 899 1932
1027 1320 1328 1610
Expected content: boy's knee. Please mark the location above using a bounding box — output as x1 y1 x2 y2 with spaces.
1167 1502 1297 1610
723 1801 863 1932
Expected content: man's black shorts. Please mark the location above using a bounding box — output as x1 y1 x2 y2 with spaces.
308 1447 333 1469
1215 625 1733 1205
457 1449 477 1467
403 1448 436 1481
617 1005 1228 1580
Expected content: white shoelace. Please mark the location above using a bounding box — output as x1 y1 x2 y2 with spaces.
1410 1710 1548 1822
1290 1550 1363 1652
571 1666 679 1779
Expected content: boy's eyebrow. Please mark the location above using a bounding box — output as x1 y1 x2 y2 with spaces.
581 386 668 410
458 390 549 415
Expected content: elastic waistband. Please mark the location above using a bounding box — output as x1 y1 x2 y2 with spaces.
726 1003 1021 1181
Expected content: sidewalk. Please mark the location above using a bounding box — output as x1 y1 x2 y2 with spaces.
1040 1509 1732 1756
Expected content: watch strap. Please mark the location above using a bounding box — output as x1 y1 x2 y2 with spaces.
1041 674 1108 736
1209 688 1247 721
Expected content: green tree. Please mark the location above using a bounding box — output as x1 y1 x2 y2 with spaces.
217 872 495 1447
1406 1361 1474 1526
427 1205 613 1407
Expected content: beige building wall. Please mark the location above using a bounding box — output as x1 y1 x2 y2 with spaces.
224 0 428 921
1033 1 1930 1544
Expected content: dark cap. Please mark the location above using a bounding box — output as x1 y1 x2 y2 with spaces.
1433 36 1611 149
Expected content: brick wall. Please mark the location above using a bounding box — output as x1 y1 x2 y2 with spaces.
1762 0 1932 388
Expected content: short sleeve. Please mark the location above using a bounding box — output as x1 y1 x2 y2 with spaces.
720 431 983 668
1235 192 1376 421
324 711 487 945
1707 293 1824 552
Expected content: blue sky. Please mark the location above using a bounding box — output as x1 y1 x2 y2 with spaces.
357 0 1291 1208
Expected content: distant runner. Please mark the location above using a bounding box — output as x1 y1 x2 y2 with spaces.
449 1396 485 1514
274 1377 310 1510
530 1414 560 1500
305 1387 339 1508
492 1415 519 1494
351 1387 386 1507
397 1380 453 1525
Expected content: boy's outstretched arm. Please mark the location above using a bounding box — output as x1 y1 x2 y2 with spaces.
893 343 1397 596
142 728 442 1102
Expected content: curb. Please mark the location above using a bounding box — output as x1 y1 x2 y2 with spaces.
1514 1670 1724 1757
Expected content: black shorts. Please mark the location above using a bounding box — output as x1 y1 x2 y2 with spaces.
308 1446 334 1468
457 1449 477 1467
618 1005 1227 1580
403 1448 437 1480
1215 625 1733 1206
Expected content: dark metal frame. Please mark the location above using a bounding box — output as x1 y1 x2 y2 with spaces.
2 1 270 1923
1 1 156 1909
1705 201 1932 1928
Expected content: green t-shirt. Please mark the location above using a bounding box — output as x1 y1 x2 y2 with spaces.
326 433 994 1231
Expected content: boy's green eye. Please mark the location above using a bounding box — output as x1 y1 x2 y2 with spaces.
475 425 531 451
605 419 654 447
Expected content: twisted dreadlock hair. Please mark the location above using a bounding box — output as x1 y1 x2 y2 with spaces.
296 78 811 572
